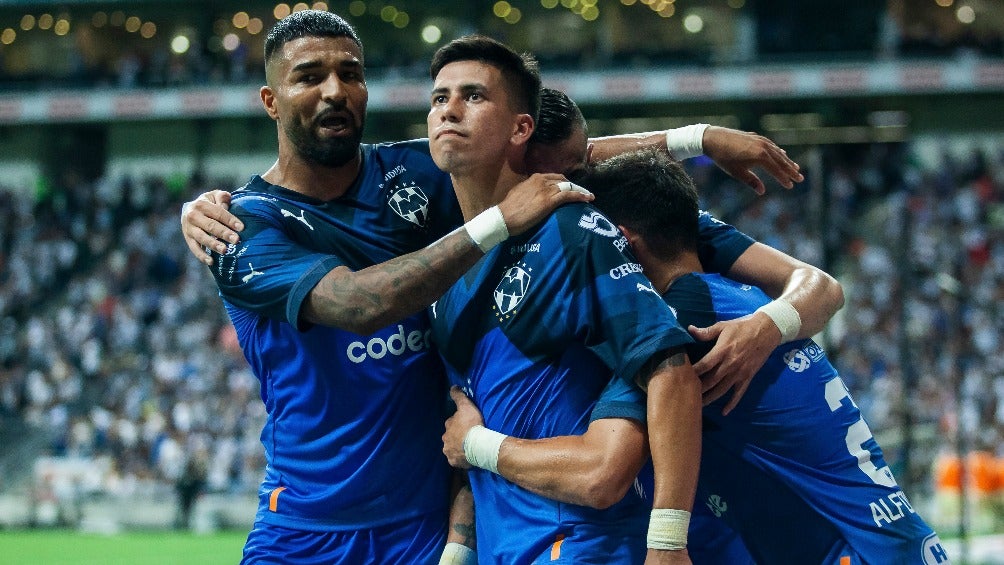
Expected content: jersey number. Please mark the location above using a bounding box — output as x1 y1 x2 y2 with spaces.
824 377 898 488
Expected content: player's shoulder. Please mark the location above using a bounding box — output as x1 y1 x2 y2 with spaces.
552 202 623 242
366 138 434 160
230 176 307 219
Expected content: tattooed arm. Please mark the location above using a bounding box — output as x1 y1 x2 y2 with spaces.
302 228 484 334
301 173 591 334
446 472 476 550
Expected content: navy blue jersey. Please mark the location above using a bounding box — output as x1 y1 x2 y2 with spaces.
430 203 693 564
208 140 462 533
599 273 946 564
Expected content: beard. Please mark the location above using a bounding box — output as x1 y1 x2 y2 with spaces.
286 111 365 168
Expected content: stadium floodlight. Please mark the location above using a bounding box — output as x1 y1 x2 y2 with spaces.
171 34 191 54
422 25 441 44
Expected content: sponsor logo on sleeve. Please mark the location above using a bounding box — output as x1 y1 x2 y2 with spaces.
922 532 950 564
577 211 620 238
280 208 314 230
783 348 812 373
609 262 644 280
705 494 728 517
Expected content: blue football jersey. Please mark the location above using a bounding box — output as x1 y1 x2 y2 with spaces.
430 203 693 564
600 273 947 564
208 140 462 532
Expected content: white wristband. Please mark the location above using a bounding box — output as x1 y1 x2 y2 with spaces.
463 425 507 474
464 205 509 254
756 298 802 343
664 124 709 160
647 508 691 551
439 542 477 565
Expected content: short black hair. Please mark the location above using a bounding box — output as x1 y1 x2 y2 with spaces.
531 87 586 146
579 148 700 261
264 10 362 64
429 35 541 123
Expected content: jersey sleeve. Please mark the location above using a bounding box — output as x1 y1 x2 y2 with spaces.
590 375 647 423
558 205 693 385
696 210 755 274
662 274 720 365
209 194 343 328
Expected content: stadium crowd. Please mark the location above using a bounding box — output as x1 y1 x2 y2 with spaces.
1 3 1003 90
0 139 1001 531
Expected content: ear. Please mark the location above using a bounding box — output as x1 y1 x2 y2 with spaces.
261 85 279 121
585 142 595 165
511 114 535 147
617 224 642 250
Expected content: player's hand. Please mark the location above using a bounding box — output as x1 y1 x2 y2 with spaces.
702 126 803 195
644 548 691 564
688 312 781 415
180 190 243 266
497 173 593 236
443 387 485 469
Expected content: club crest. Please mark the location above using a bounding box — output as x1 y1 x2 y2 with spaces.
388 182 429 227
494 263 532 320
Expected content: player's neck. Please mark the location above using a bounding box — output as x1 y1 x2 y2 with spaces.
262 149 363 201
648 251 703 294
452 164 526 222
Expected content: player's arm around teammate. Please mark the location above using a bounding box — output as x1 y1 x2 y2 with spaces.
180 125 802 266
297 171 590 334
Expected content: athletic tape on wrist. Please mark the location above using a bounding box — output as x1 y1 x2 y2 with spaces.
756 298 802 343
463 425 507 474
664 124 709 160
438 542 477 565
464 206 509 254
647 508 691 551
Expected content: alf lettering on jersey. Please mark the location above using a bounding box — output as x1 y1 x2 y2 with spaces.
869 490 916 528
346 324 432 363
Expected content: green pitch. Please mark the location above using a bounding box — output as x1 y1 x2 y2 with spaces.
0 529 247 564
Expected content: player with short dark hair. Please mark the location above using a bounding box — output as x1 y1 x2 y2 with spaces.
445 148 948 564
207 10 592 564
426 35 701 564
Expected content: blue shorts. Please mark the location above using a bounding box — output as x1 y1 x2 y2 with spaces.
528 524 645 564
240 510 447 565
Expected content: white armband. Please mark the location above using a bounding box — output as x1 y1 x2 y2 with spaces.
439 542 477 565
665 124 709 160
647 508 691 551
464 206 509 253
463 425 507 474
756 298 802 343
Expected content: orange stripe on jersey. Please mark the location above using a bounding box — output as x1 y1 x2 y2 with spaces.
268 486 287 512
550 534 565 561
840 556 851 565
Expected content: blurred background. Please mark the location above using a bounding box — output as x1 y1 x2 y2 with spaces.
0 0 1001 562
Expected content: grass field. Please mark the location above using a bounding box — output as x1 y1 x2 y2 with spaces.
0 529 247 564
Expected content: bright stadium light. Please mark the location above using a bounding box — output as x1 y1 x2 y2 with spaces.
274 4 291 19
171 34 191 54
684 13 703 32
223 33 240 51
956 5 975 24
20 14 35 31
1 28 15 45
421 24 441 44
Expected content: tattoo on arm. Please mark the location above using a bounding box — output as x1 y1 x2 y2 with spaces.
634 347 688 391
452 522 476 547
304 227 482 333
